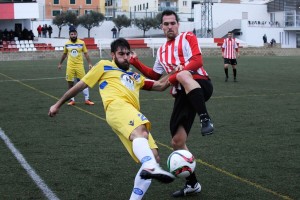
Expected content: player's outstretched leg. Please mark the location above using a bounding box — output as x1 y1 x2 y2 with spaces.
140 164 175 183
133 138 175 184
129 167 152 200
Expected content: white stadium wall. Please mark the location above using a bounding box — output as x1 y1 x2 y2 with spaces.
194 3 296 48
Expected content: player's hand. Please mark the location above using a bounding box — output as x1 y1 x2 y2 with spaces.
175 65 184 72
130 51 137 59
48 105 59 117
58 64 62 70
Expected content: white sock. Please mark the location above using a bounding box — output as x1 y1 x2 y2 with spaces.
132 138 157 168
70 97 75 101
129 166 152 200
82 87 89 100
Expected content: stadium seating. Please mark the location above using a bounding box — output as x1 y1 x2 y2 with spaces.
0 40 55 52
82 38 98 50
127 39 148 48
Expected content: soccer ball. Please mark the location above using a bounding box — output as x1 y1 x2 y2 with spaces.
167 150 196 178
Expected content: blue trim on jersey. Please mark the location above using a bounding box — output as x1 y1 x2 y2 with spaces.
103 65 140 79
104 65 130 73
66 44 84 48
99 80 108 89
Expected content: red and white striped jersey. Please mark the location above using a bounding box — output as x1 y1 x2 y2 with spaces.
222 38 239 59
153 32 209 77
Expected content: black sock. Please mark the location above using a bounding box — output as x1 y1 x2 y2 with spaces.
224 68 228 78
233 69 237 78
186 172 198 187
187 88 209 119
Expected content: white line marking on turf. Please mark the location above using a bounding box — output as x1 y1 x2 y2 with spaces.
0 128 59 200
0 77 64 83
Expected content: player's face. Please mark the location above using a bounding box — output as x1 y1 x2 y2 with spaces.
113 47 131 71
228 33 232 38
161 14 179 41
69 32 77 42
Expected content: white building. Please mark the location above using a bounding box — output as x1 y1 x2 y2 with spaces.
194 0 300 48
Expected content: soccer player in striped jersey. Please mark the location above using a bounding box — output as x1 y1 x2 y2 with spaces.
58 29 94 106
222 31 240 82
130 10 214 197
49 38 175 200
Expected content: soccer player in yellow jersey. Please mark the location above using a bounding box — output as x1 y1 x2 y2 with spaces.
49 38 175 199
58 29 94 106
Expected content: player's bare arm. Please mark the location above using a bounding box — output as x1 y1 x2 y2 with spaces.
84 53 93 69
58 53 67 70
151 75 171 91
48 81 88 117
129 52 162 80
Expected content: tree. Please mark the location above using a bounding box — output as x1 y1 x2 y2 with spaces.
112 14 131 38
52 11 79 38
133 17 156 37
78 11 105 38
52 12 67 38
65 11 79 29
153 12 162 29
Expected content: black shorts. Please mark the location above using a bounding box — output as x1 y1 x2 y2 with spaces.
170 79 213 137
224 58 237 65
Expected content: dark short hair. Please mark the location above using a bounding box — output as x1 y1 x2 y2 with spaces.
228 31 233 34
69 29 77 34
110 38 130 53
160 10 179 24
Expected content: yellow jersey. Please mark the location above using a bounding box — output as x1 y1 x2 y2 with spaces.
63 39 88 68
82 60 146 111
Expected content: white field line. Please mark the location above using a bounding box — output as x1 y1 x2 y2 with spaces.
0 77 64 83
0 128 60 200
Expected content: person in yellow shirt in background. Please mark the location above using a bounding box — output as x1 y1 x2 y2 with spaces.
58 28 94 105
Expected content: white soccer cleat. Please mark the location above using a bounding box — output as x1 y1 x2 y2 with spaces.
140 165 175 183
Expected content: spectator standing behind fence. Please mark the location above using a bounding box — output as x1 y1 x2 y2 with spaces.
48 25 53 38
270 38 276 47
263 34 267 44
222 31 240 82
37 25 42 37
263 34 268 44
28 30 34 40
42 24 48 38
111 26 117 38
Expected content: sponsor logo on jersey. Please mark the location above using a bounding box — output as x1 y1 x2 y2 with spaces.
121 74 134 90
70 49 79 57
129 120 134 126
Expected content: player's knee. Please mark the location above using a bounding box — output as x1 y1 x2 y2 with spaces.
176 71 192 84
171 137 185 150
129 125 149 140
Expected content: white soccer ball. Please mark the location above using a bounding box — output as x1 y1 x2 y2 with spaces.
167 150 196 178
